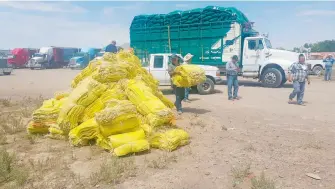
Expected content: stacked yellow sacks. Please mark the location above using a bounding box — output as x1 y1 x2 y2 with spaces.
28 51 189 156
172 64 206 87
57 78 107 135
27 98 66 134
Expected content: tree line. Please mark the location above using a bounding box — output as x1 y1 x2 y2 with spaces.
292 40 335 52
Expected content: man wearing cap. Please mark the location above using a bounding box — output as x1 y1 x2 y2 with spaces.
168 54 185 114
105 40 118 53
183 53 194 102
323 54 334 81
226 55 240 100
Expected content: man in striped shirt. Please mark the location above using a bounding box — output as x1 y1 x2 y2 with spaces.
288 54 311 105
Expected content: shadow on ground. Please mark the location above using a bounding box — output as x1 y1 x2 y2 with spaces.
183 107 211 114
218 80 293 88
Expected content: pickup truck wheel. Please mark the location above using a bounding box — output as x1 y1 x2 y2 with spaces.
197 77 215 95
30 67 34 70
261 68 283 88
312 65 323 76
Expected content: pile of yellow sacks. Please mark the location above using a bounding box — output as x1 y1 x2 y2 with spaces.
172 64 206 87
27 51 190 156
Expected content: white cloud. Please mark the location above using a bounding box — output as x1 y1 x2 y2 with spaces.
0 1 86 13
0 12 129 49
103 4 142 16
297 10 335 16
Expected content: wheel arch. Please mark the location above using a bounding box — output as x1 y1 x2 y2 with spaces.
205 75 216 84
312 64 324 69
261 63 286 79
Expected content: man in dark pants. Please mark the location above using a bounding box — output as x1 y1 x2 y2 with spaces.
226 55 240 100
168 54 185 114
288 54 311 105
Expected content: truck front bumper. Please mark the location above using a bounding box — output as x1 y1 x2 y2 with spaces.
214 76 223 84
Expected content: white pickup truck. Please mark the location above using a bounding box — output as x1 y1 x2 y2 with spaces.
143 53 222 95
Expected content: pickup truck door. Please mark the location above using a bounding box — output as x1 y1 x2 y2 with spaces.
149 55 169 85
243 38 264 73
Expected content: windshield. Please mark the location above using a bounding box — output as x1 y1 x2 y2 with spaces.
265 39 272 49
33 53 44 57
74 52 87 57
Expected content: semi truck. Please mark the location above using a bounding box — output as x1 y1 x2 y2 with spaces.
68 48 101 69
0 50 13 75
7 48 38 68
28 47 79 69
130 6 302 88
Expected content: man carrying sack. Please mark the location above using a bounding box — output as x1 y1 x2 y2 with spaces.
168 54 185 114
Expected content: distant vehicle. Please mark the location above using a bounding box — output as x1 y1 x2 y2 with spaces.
131 6 305 88
7 48 38 68
27 47 79 69
68 48 101 69
144 53 221 94
0 51 13 75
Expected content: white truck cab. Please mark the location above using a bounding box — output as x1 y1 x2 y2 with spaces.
28 47 53 69
144 53 222 95
236 36 301 87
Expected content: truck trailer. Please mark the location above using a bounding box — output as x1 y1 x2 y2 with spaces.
130 6 301 88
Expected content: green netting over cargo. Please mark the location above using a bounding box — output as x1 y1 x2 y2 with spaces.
130 6 253 66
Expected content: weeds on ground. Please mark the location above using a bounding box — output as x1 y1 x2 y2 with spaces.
27 156 59 174
19 107 33 118
251 172 276 189
146 153 178 169
244 143 257 152
25 134 38 144
232 163 251 187
90 157 137 186
0 98 12 107
0 114 25 134
0 148 29 187
0 132 7 145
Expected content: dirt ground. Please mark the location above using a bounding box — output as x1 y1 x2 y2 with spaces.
1 69 335 189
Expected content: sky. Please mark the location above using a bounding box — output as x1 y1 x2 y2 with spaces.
0 1 334 50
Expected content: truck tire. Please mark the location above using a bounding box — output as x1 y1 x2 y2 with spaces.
312 65 323 76
197 77 215 95
261 68 283 88
3 71 11 75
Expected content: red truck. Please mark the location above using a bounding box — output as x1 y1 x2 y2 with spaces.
7 48 38 68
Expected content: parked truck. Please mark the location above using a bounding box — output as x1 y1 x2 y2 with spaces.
28 47 79 69
7 48 38 68
68 48 101 69
130 6 302 88
0 50 13 75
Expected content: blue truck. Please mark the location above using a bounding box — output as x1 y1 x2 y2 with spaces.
68 48 101 69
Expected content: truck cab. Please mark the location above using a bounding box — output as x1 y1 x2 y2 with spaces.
240 36 299 87
69 48 101 69
28 47 53 69
0 50 13 75
144 53 222 94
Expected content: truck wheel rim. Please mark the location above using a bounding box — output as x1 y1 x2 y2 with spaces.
264 72 276 84
314 67 322 76
202 83 210 91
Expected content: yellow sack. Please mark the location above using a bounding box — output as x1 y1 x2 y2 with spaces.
96 134 112 150
172 64 206 87
47 126 65 140
150 129 189 151
69 118 99 146
27 121 49 134
68 78 107 107
108 129 145 148
137 99 167 116
81 98 104 122
140 124 153 135
154 91 174 108
95 100 140 137
125 80 157 105
57 102 85 133
146 109 175 127
113 139 150 157
71 60 102 88
91 60 130 83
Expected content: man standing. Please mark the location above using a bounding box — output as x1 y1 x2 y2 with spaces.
226 55 240 100
168 54 185 114
288 54 311 105
183 53 194 102
105 40 118 53
323 54 334 81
